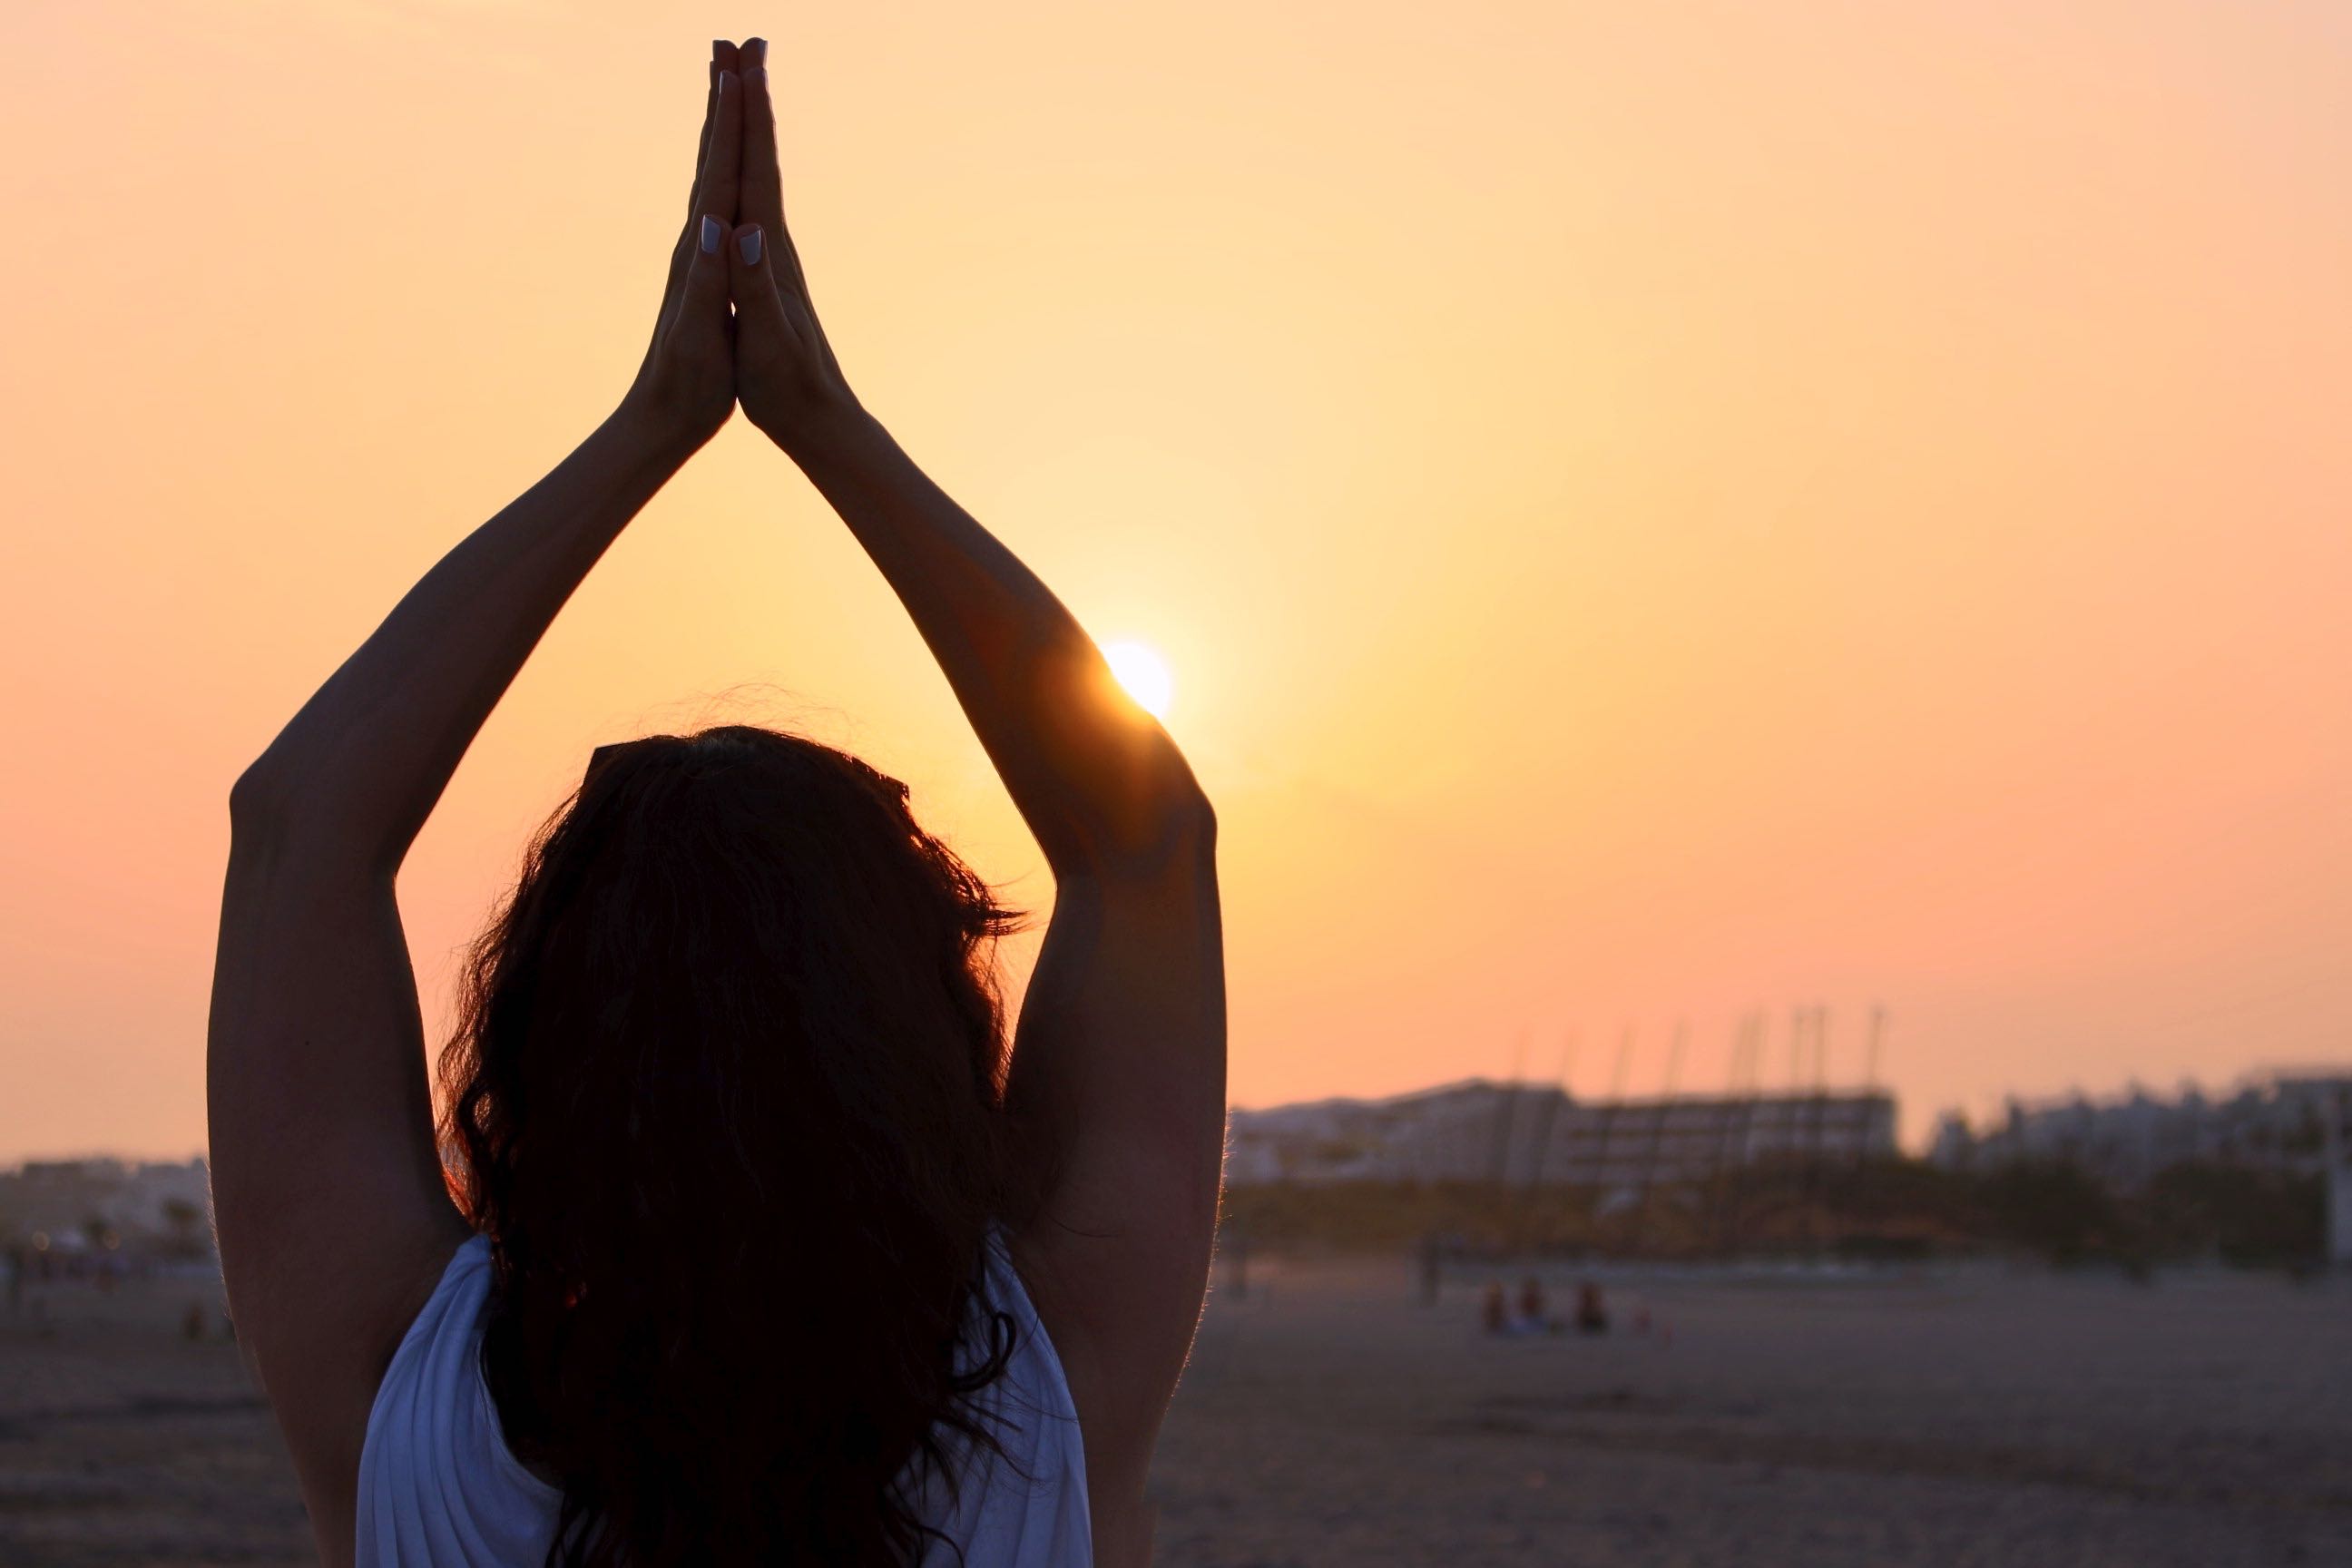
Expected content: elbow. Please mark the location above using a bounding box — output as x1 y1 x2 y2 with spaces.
1165 776 1216 857
1119 735 1214 856
227 755 289 839
225 752 409 878
226 748 404 877
221 766 299 887
226 750 340 858
1094 766 1217 878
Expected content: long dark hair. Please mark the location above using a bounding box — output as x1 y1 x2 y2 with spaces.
438 724 1037 1566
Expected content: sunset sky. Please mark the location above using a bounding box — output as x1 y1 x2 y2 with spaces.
3 0 2350 1160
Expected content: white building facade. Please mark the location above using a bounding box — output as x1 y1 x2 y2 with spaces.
1226 1081 1896 1189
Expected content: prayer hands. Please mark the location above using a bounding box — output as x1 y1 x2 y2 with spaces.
720 39 860 454
620 43 748 448
622 40 859 456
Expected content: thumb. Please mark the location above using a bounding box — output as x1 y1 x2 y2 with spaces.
676 213 732 328
727 222 799 347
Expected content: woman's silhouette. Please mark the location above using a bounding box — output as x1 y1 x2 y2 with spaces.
207 40 1224 1568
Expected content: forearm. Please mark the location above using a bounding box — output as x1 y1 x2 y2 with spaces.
779 407 1210 872
236 400 702 868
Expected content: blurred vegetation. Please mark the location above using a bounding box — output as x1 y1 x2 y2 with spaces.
1219 1156 2328 1274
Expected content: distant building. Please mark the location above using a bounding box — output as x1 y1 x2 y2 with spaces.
0 1156 211 1251
1225 1080 1896 1188
1927 1070 2352 1194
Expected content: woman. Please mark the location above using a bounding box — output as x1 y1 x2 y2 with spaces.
207 39 1224 1568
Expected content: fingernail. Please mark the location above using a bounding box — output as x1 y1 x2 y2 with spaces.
701 216 722 255
738 228 763 266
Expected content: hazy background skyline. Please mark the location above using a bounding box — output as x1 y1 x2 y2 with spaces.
4 0 2350 1161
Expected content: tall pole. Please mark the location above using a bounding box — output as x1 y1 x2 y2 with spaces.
1490 1029 1530 1186
1632 1019 1689 1244
1787 1004 1808 1168
1803 1004 1831 1256
1700 1015 1740 1252
1524 1030 1576 1191
1718 1010 1766 1254
1596 1026 1634 1199
1809 1004 1832 1160
1513 1031 1577 1252
1861 1004 1889 1167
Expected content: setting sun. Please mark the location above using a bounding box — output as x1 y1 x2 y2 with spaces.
5 0 2352 1172
1102 641 1174 720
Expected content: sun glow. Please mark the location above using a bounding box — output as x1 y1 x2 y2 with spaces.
1102 640 1174 720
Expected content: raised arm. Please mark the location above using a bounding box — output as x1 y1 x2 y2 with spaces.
725 71 1205 872
228 63 742 868
205 52 743 1563
721 44 1225 1563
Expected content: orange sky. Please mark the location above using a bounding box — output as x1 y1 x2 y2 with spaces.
4 0 2350 1160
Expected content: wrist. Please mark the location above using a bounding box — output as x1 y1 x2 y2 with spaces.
610 389 721 470
756 392 876 468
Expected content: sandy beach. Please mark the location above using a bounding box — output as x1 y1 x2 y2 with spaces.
2 1256 2347 1566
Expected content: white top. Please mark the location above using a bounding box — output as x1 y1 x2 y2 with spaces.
356 1231 1093 1566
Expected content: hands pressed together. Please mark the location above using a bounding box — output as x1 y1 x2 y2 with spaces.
622 38 858 457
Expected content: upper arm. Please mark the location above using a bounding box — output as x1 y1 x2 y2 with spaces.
206 776 471 1563
1003 801 1225 1496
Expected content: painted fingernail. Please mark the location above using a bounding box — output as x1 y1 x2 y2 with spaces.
738 228 763 266
701 216 722 255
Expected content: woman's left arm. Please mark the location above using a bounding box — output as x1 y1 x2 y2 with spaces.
207 50 743 1562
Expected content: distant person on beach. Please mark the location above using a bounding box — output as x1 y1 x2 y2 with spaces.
1482 1278 1562 1337
1575 1281 1610 1335
1483 1279 1511 1334
1517 1275 1549 1329
206 39 1224 1568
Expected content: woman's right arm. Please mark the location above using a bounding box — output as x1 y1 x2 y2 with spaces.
720 45 1225 1561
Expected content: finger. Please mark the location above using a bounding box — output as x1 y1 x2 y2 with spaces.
662 44 742 309
687 43 733 212
691 44 742 220
740 39 784 238
726 222 803 350
665 70 744 313
675 211 734 338
652 213 736 388
739 49 820 307
698 70 745 235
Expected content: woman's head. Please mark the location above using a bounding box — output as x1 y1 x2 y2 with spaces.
438 724 1031 1566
